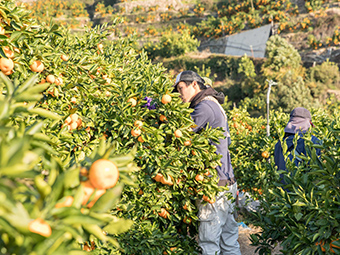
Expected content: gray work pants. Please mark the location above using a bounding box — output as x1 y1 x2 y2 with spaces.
198 182 241 255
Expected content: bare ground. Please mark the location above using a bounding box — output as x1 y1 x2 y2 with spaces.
238 225 282 255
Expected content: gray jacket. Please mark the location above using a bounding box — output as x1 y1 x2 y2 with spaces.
191 99 235 186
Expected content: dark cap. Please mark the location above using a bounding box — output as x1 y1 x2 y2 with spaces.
284 107 313 134
173 70 205 88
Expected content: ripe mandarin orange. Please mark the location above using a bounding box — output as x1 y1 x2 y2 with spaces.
55 196 74 208
61 54 69 61
161 94 172 104
0 58 14 73
70 113 78 122
158 208 169 219
184 140 191 146
88 159 119 189
195 174 204 182
134 120 143 128
261 151 269 159
3 46 14 58
159 114 167 122
153 173 163 182
174 129 182 138
28 218 52 237
131 128 141 137
127 98 137 107
30 60 44 73
46 74 56 84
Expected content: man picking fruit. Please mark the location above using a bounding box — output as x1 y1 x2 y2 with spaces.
174 70 241 255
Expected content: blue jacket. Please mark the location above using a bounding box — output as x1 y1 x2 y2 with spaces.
191 99 235 186
274 133 321 183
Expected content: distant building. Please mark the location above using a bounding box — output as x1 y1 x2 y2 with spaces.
199 24 273 58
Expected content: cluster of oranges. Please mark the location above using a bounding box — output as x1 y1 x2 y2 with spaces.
153 173 174 186
63 113 82 131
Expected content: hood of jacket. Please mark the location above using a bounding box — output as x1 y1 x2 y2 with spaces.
189 87 225 108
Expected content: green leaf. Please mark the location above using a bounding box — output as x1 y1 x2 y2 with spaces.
293 201 306 207
28 108 61 120
294 212 303 221
16 73 39 94
103 218 134 235
63 215 102 225
90 184 123 213
64 168 80 189
82 223 108 241
0 71 14 96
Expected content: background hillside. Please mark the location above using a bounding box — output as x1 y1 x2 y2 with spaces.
22 0 340 113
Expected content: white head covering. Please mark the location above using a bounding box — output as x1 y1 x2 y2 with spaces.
284 107 313 134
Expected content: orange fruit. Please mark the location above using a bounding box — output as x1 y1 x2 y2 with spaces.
70 113 78 122
70 97 77 104
55 196 74 208
137 136 144 143
0 27 5 35
54 77 63 86
160 114 167 122
261 151 269 159
183 216 192 224
174 129 182 138
161 94 172 104
46 74 56 84
127 98 137 107
138 189 143 195
64 116 72 124
69 122 78 130
30 60 44 73
184 140 191 146
80 167 88 177
183 204 188 210
153 173 163 182
88 159 119 189
204 170 210 176
134 120 143 128
2 69 13 75
97 43 104 50
76 118 82 128
158 208 169 219
28 218 52 237
160 175 173 186
0 58 14 73
83 242 92 251
203 195 215 204
131 128 141 137
61 54 69 61
81 180 106 208
195 174 204 182
3 46 14 58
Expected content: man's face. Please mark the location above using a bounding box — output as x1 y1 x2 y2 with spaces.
176 81 197 103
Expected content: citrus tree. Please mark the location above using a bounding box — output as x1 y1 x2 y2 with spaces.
0 72 137 254
1 0 230 254
226 100 340 254
249 107 340 254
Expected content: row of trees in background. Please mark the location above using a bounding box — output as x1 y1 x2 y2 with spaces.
22 0 340 49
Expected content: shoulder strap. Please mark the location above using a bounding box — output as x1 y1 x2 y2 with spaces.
201 96 230 139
